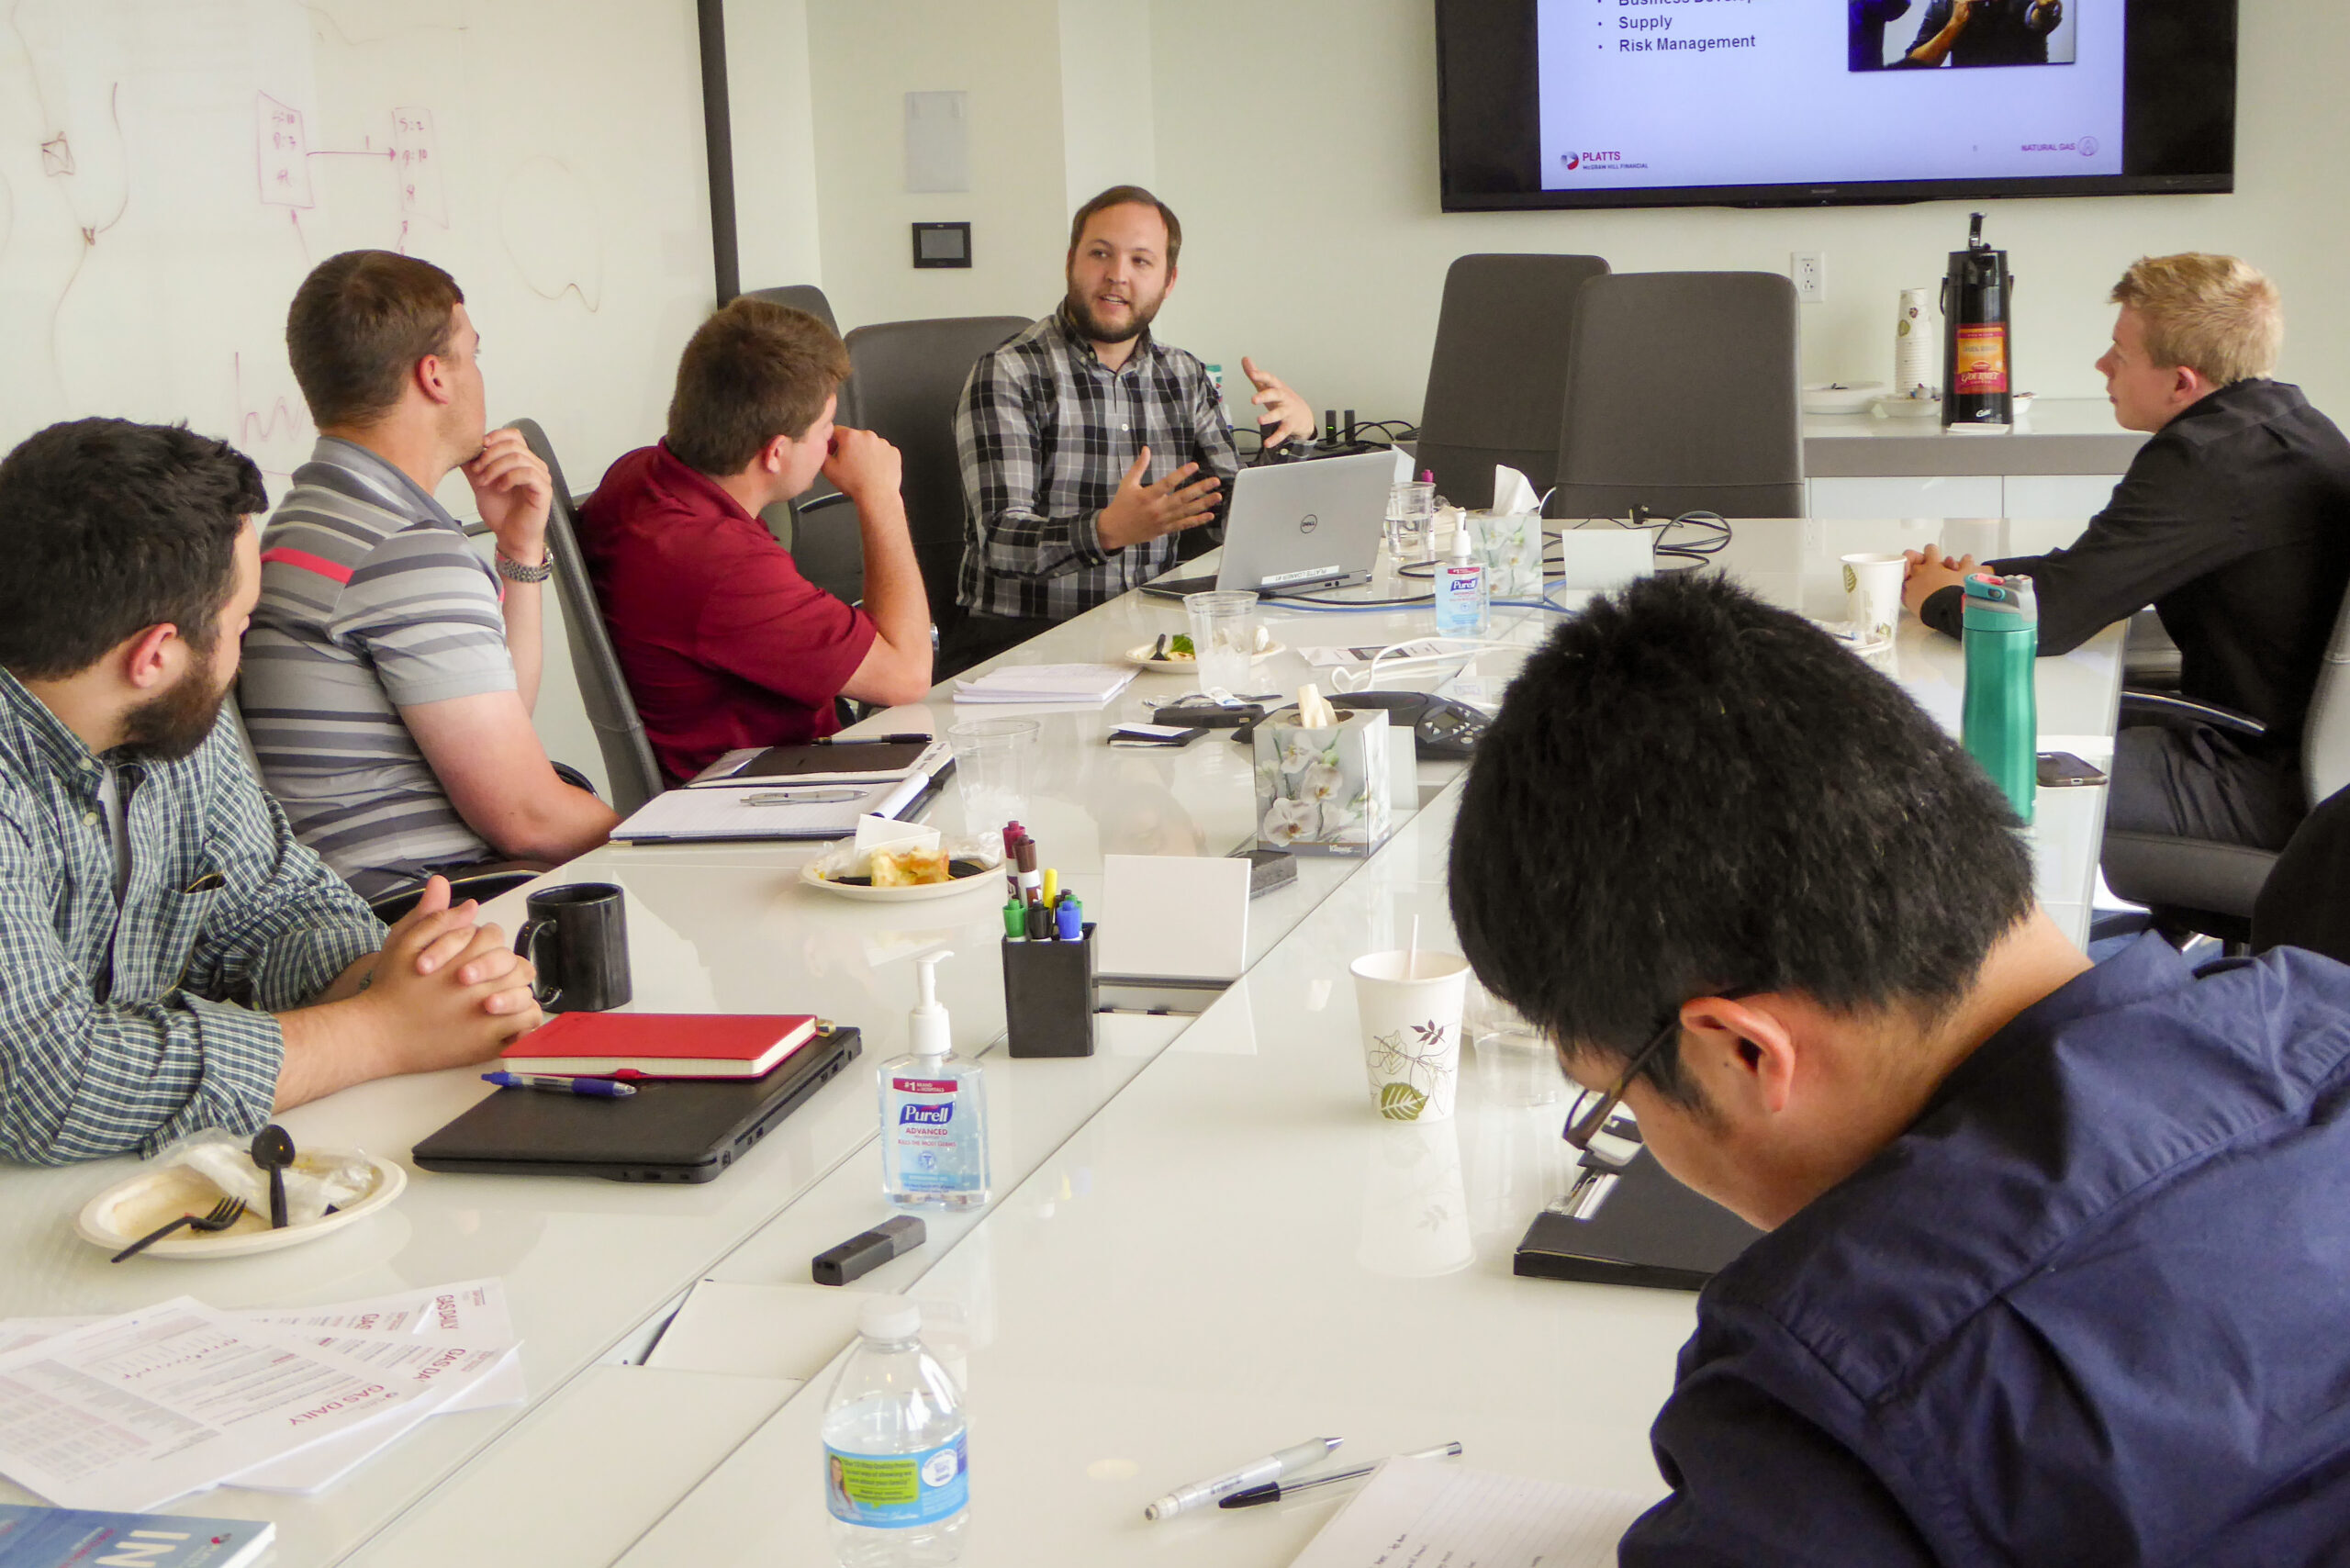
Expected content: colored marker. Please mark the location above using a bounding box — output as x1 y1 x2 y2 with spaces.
1003 897 1027 942
1056 893 1082 942
1042 867 1059 907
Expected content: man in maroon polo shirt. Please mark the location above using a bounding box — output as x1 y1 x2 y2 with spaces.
580 299 934 784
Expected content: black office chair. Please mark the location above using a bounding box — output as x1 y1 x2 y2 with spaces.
509 418 664 817
837 315 1032 647
2101 588 2350 946
1414 253 1608 510
2253 782 2350 962
1550 272 1805 521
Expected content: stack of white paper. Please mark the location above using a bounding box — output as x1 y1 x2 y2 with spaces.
952 664 1136 705
0 1280 523 1511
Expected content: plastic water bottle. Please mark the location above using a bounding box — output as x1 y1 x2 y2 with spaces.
822 1296 969 1566
1961 571 2037 824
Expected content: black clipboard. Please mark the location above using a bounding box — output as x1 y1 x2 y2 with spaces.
1513 1148 1762 1291
688 740 937 787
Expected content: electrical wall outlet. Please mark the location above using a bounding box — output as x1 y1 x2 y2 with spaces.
1792 252 1826 304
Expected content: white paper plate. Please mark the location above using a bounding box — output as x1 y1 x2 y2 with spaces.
1124 640 1285 673
1873 395 1942 420
799 857 1005 902
1801 380 1886 415
78 1154 407 1260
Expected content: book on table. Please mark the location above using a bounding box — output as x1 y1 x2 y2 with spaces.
499 1014 820 1079
0 1505 273 1568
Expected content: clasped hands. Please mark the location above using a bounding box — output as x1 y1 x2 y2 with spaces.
362 875 543 1047
1900 545 1982 615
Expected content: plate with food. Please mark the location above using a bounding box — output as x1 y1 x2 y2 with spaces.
799 834 1006 902
77 1151 406 1260
1125 630 1285 672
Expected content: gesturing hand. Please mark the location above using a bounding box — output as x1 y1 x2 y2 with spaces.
1242 356 1314 448
1096 446 1222 552
462 427 554 567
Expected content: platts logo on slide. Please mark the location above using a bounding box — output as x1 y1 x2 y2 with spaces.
1561 149 1632 173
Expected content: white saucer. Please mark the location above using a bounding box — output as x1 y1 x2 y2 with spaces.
79 1154 406 1260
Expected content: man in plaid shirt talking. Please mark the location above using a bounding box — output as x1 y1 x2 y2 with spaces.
0 420 544 1165
949 185 1315 670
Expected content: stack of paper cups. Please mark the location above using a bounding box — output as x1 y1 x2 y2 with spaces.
1894 287 1938 402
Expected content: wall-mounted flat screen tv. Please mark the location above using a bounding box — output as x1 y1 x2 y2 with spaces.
1437 0 2236 209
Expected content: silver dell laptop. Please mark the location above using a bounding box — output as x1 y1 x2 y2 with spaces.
1144 449 1397 599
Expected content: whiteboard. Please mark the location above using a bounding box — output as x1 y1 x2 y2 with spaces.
0 0 718 509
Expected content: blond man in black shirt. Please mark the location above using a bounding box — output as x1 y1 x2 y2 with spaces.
1906 254 2350 852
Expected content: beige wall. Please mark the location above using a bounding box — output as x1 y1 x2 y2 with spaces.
1142 0 2349 426
803 0 1072 332
726 0 825 298
783 0 2344 426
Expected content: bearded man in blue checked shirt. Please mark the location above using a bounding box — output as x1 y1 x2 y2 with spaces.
947 185 1315 672
0 420 543 1165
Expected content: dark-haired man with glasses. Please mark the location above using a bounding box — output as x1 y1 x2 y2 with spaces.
1449 570 2350 1563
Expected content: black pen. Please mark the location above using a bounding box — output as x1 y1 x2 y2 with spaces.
1217 1442 1462 1509
815 734 934 745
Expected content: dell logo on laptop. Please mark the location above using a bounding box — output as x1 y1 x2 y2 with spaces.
1298 512 1319 534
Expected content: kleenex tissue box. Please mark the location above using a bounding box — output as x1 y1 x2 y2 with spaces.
1252 706 1394 858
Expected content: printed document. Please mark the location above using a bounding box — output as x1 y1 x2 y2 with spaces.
1288 1458 1659 1568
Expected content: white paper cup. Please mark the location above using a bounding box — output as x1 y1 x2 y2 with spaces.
1349 949 1470 1122
1841 552 1906 646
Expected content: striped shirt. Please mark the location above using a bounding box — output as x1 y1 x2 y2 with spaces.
241 438 516 895
0 670 383 1165
955 304 1238 621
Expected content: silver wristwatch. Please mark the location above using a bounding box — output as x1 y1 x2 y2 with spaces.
495 547 554 584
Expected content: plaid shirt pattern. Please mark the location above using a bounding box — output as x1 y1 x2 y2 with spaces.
955 304 1238 621
0 670 384 1165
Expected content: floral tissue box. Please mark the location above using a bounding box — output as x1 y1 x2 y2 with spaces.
1475 510 1543 598
1254 706 1393 857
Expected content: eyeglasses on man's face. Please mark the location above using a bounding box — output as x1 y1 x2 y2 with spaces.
1561 988 1752 1170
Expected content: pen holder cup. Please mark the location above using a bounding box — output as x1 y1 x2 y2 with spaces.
1003 924 1098 1058
1253 708 1395 858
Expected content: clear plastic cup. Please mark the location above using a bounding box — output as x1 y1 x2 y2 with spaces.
1386 480 1437 563
946 717 1039 831
1183 590 1259 696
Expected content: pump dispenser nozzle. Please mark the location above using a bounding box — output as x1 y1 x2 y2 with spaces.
910 949 954 1058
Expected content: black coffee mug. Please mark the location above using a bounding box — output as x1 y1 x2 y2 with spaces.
514 883 632 1014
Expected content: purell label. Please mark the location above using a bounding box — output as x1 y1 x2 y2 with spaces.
900 1102 955 1126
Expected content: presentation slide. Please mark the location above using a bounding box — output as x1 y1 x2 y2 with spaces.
1536 0 2123 191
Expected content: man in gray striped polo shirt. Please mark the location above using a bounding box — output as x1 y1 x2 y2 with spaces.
242 252 617 898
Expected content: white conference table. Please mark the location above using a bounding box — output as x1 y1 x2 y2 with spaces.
0 520 2121 1566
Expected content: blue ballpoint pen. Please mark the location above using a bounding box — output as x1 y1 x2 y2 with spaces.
482 1071 637 1098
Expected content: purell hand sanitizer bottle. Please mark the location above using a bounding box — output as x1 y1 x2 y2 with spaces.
878 950 990 1210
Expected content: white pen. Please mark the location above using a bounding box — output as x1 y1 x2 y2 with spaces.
1144 1437 1341 1521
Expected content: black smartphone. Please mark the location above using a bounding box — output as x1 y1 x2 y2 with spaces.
2036 751 2108 788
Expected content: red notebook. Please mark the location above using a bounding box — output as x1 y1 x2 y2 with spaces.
500 1014 820 1080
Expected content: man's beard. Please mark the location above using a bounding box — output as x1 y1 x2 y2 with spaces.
1065 281 1164 346
119 645 230 764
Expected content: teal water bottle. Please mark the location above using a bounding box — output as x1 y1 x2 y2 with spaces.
1961 573 2037 824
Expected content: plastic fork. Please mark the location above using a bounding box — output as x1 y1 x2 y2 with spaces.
110 1196 249 1262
